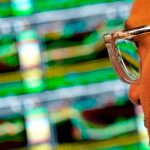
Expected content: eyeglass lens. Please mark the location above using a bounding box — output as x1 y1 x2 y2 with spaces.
115 39 140 80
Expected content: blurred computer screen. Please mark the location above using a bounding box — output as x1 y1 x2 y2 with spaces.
0 0 149 150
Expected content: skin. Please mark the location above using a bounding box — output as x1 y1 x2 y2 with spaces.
127 0 150 138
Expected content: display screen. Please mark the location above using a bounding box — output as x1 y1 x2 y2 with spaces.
0 14 126 95
0 1 145 150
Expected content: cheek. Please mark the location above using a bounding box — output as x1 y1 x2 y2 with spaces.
140 45 150 84
138 46 150 128
140 82 150 131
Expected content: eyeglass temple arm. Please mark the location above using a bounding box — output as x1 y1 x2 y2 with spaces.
114 26 150 39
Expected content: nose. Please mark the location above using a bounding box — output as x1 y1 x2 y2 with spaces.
128 84 141 105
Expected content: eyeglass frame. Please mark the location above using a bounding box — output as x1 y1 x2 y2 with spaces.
103 25 150 84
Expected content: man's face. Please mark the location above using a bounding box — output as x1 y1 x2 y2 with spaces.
127 0 150 137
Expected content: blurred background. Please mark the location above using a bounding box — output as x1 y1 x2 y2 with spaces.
0 0 149 150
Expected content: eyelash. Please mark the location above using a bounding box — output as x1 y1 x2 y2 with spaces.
135 41 140 48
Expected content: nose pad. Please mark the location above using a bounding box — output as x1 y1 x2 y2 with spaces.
128 84 141 105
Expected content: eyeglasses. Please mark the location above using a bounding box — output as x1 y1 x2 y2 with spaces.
104 25 150 84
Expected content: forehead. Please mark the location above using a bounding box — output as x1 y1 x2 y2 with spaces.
126 0 150 29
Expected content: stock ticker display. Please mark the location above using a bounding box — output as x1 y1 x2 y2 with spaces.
0 0 149 150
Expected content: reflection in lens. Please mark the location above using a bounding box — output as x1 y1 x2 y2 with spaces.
115 39 140 80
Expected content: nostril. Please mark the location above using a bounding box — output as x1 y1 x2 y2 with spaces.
136 99 141 105
129 98 141 105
